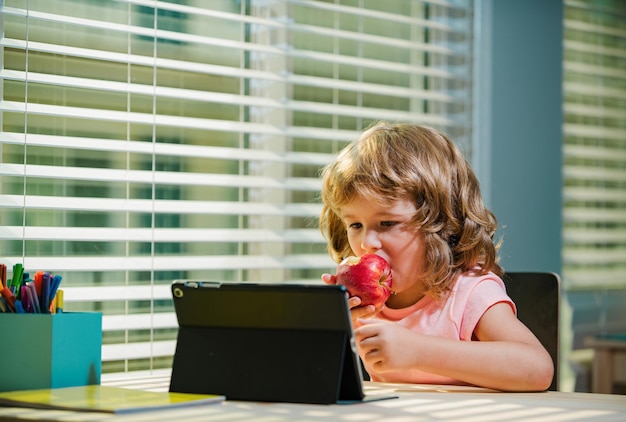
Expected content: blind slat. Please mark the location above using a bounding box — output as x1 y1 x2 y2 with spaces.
564 208 626 224
564 61 626 79
563 228 626 244
2 7 286 55
0 226 325 243
1 36 461 79
4 255 336 273
563 187 626 203
103 313 177 332
564 166 626 183
0 195 321 216
564 103 626 120
285 0 470 28
65 285 172 302
102 341 176 361
564 40 626 59
0 163 322 191
0 38 273 80
563 249 626 266
564 81 626 100
2 69 467 108
562 268 626 289
0 132 333 164
563 123 626 141
564 144 626 162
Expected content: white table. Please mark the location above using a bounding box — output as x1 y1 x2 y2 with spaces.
0 369 624 421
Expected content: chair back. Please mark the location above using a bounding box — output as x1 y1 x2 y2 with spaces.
502 272 560 391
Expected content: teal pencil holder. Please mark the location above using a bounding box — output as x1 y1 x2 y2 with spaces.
0 312 102 392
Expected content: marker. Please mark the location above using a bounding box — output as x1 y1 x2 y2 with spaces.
0 264 6 288
41 272 51 313
14 300 25 313
0 287 16 312
34 271 43 297
26 281 41 313
17 272 29 300
56 289 64 314
20 285 31 313
50 296 57 314
10 264 23 294
48 275 62 303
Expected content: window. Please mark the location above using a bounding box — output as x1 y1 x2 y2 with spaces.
562 0 626 290
0 0 473 374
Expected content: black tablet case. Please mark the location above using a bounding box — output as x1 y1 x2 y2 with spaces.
169 281 366 404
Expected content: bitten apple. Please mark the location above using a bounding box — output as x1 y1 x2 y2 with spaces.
335 254 393 310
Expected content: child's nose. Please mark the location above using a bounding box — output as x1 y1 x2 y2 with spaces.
361 230 382 253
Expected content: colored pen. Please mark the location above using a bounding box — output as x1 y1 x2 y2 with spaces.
17 272 29 299
48 275 62 303
14 300 25 313
0 264 6 289
41 272 51 313
56 289 64 314
11 263 23 294
34 271 43 297
26 281 41 313
50 295 57 314
1 287 16 312
21 285 31 313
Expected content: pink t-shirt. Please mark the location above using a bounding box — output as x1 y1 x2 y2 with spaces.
363 271 515 385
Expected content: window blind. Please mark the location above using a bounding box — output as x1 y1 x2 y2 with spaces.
562 0 626 289
0 0 473 374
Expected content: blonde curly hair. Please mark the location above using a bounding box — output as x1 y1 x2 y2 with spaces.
319 121 502 299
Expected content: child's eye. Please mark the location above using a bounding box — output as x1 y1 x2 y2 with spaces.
348 222 362 230
381 221 397 227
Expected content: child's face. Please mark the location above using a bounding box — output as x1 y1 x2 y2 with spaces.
340 195 427 301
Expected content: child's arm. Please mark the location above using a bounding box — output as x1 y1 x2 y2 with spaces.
354 303 554 392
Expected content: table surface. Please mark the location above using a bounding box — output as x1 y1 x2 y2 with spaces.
0 370 625 421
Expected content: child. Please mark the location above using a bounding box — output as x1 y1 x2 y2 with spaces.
319 121 554 391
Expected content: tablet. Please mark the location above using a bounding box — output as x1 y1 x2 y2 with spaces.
169 281 372 404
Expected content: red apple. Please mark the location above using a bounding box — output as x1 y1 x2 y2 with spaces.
335 254 393 310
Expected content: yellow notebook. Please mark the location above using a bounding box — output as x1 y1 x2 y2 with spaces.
0 385 224 414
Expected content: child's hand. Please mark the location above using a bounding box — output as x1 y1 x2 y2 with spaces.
348 297 377 324
354 318 417 373
321 273 337 285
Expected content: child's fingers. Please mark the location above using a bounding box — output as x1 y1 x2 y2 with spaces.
321 273 337 285
348 296 362 308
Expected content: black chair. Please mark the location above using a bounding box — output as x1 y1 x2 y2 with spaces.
503 272 560 391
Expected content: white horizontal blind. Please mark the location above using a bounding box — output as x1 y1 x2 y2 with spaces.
0 0 473 374
562 0 626 289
